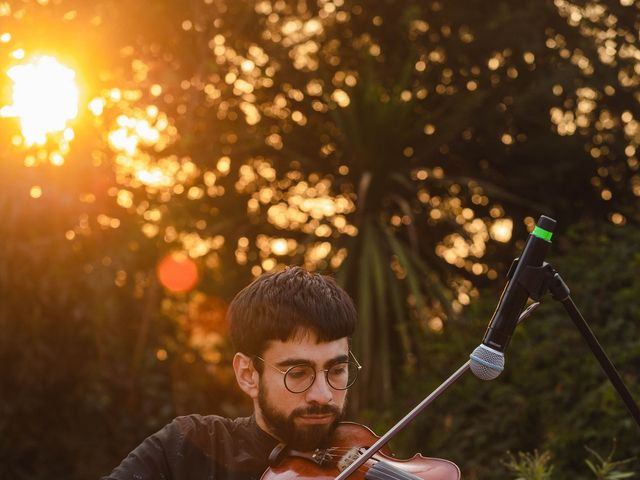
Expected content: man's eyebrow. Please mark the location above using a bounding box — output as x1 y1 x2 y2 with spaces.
275 353 349 368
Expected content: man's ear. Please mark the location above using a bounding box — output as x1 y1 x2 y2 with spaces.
233 352 260 399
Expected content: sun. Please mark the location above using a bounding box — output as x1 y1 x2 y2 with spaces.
1 55 79 146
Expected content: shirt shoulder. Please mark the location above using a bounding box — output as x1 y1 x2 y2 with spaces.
168 414 239 452
102 414 234 480
102 414 277 480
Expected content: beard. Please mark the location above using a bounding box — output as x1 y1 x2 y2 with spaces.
257 381 344 451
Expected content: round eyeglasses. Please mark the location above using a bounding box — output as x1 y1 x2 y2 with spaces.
253 351 362 394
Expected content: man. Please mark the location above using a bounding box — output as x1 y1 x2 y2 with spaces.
103 266 360 480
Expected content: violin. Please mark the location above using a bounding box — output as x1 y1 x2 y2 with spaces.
261 422 460 480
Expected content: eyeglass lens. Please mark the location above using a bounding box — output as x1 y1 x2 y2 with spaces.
284 362 359 393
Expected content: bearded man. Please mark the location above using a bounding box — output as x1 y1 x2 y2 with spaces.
103 266 360 480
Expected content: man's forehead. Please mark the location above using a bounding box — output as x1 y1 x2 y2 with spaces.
262 333 349 361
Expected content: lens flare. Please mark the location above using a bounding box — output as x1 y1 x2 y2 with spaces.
1 55 79 145
157 252 199 293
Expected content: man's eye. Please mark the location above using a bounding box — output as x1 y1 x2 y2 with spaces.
330 364 348 375
287 368 310 379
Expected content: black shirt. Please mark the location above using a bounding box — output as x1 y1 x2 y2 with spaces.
103 415 280 480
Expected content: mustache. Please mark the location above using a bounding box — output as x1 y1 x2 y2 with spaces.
293 403 341 417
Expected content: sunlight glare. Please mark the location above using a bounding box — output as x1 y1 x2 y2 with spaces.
1 55 79 146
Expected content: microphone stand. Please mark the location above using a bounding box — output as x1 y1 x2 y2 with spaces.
517 262 640 429
337 259 640 480
334 303 541 480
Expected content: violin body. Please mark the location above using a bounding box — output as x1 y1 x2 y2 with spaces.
261 422 460 480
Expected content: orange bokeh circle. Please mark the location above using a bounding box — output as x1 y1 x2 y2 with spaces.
156 252 199 293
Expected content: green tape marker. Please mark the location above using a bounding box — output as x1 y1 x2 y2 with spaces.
532 225 553 242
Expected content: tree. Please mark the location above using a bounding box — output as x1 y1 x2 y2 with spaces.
1 0 639 478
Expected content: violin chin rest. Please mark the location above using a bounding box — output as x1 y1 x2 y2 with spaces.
268 443 288 466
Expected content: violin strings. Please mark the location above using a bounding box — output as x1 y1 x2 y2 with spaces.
320 446 386 457
321 446 374 455
318 447 388 461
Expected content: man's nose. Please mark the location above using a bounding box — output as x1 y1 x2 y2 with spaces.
305 371 333 404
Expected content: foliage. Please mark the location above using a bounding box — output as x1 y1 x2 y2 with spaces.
2 0 639 409
503 450 554 480
585 443 636 480
0 170 248 480
0 0 639 479
501 444 637 480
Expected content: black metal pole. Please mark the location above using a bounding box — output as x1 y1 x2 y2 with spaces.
548 273 640 429
560 295 640 428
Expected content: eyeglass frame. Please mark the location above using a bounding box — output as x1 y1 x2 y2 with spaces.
252 350 362 394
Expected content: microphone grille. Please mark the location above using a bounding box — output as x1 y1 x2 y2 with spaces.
469 344 505 380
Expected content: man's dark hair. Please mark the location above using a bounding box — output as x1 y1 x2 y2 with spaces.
228 266 357 357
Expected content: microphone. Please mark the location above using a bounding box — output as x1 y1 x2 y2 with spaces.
470 215 556 380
